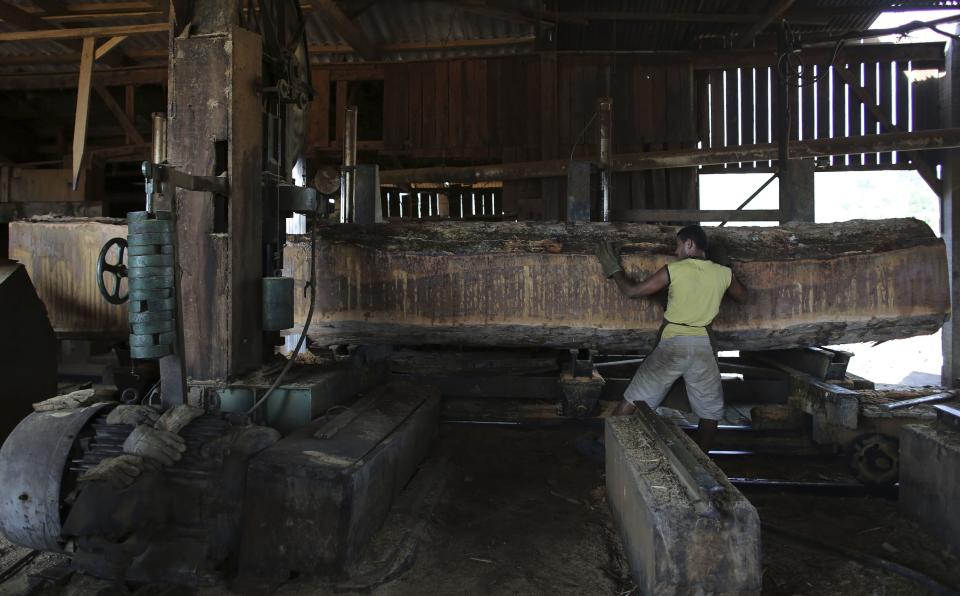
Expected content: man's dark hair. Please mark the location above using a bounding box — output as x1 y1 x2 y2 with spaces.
676 225 708 252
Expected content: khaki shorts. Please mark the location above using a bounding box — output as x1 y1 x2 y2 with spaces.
623 335 725 421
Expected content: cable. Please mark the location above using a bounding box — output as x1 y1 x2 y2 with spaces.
246 212 317 417
569 110 598 160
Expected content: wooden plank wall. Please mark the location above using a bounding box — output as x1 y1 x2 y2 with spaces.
697 55 944 172
306 43 944 221
310 56 697 220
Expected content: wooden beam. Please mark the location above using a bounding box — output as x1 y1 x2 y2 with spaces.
95 35 128 60
72 37 95 190
0 0 77 53
561 11 825 26
0 66 167 90
309 0 380 61
834 63 942 196
93 82 145 144
0 21 167 42
611 209 781 222
308 35 536 54
0 1 134 67
735 0 795 48
23 0 67 14
378 128 960 184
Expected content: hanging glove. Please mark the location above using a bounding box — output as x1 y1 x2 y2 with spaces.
122 425 187 466
78 454 159 490
707 239 732 267
105 405 160 426
595 241 624 278
154 404 204 434
33 388 99 412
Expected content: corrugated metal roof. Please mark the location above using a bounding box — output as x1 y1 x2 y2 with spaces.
0 0 955 71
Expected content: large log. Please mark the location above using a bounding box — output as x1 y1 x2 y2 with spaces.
284 218 949 351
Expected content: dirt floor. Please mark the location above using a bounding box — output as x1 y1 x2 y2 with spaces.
2 424 960 595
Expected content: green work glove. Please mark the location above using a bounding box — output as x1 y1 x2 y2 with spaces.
79 454 159 490
106 405 160 426
122 424 187 466
33 388 99 412
595 241 624 278
155 404 204 434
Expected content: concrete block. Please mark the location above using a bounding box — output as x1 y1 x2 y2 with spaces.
605 416 762 595
900 423 960 555
238 381 440 580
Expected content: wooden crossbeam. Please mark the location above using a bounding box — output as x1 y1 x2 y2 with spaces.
611 209 781 222
93 82 144 144
378 128 960 184
94 35 128 60
21 0 67 15
309 0 380 61
735 0 795 48
0 66 167 90
0 21 167 42
0 0 132 66
834 63 941 197
0 0 76 53
72 37 95 190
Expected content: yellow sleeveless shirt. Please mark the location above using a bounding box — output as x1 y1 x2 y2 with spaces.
661 258 733 340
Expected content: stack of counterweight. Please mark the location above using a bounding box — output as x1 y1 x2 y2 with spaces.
127 211 176 359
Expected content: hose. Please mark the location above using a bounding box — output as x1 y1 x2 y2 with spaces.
246 213 317 417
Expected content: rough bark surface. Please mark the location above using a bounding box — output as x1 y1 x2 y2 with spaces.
284 218 949 351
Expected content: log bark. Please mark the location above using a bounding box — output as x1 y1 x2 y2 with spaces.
285 218 949 351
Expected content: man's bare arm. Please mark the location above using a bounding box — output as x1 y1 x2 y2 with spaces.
726 274 747 302
611 266 670 298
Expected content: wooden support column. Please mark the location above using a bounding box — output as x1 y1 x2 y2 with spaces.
779 159 815 223
71 37 94 190
167 10 263 382
942 36 960 387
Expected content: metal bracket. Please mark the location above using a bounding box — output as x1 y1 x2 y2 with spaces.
142 161 230 211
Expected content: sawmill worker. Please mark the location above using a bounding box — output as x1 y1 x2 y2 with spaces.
595 225 747 452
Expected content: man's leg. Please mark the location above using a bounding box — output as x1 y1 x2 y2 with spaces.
620 340 682 415
682 337 725 454
612 399 636 416
696 418 718 452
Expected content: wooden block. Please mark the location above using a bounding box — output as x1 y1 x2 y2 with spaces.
238 382 440 577
606 415 761 595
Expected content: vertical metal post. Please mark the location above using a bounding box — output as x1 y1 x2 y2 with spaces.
151 112 168 165
147 113 167 213
341 105 358 223
598 97 612 222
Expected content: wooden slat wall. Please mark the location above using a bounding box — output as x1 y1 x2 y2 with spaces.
304 44 944 221
698 53 939 172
